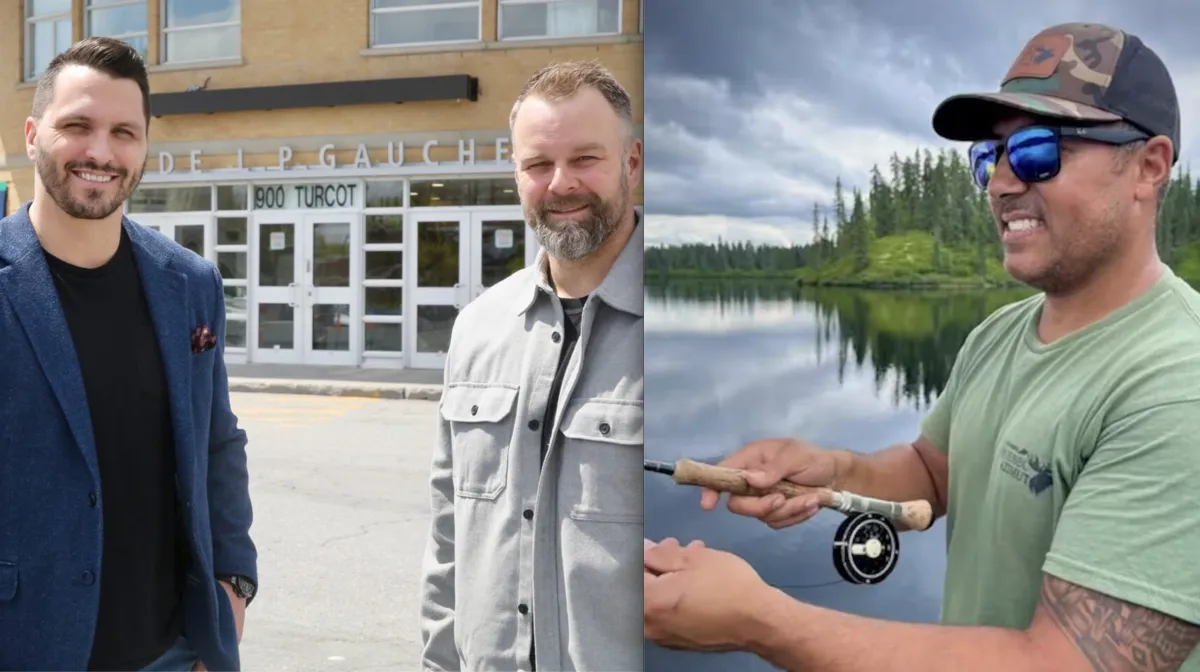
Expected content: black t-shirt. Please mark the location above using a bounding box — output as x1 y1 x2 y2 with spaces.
539 296 587 465
43 229 188 671
531 294 587 670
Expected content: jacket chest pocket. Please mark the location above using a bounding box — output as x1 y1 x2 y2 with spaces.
441 384 519 500
559 399 643 524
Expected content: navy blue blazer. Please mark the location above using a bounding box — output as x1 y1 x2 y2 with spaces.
0 202 257 671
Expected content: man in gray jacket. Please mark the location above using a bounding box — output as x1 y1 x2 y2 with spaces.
418 61 644 671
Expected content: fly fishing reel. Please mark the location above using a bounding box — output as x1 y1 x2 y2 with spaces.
831 511 900 585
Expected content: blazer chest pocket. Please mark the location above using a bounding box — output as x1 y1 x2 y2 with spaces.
560 399 643 524
441 384 519 500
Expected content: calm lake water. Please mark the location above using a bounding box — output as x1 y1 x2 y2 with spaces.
643 279 1034 672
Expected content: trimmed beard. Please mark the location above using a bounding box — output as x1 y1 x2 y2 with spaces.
526 171 629 261
35 142 142 220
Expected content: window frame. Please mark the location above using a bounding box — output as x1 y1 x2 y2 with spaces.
159 0 242 65
24 0 74 82
496 0 622 42
368 0 482 49
85 0 150 58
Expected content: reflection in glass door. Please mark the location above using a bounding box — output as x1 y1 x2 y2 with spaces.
471 212 529 301
303 217 355 365
409 213 469 369
138 215 210 259
253 214 302 364
252 213 358 365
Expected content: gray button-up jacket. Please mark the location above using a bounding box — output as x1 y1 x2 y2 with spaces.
420 214 644 671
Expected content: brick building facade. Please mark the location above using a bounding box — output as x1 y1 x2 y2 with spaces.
0 0 643 370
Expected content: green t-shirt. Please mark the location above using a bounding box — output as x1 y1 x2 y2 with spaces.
921 264 1200 662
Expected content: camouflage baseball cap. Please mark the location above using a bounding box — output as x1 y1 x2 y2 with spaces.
931 23 1180 162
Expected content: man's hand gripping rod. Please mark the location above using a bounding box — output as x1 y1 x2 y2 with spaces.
645 458 936 585
645 458 934 532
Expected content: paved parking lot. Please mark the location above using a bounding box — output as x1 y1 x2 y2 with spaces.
230 392 438 671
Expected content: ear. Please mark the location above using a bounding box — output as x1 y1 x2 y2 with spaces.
24 117 37 162
625 138 643 192
1134 135 1173 203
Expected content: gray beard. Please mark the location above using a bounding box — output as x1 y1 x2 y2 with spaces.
527 174 629 261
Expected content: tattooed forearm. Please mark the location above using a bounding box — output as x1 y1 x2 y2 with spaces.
1040 575 1200 671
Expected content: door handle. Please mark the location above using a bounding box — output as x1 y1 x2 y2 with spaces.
287 282 298 308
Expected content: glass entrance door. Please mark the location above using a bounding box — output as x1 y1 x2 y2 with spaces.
407 209 532 369
304 216 355 365
253 213 302 363
470 211 530 301
409 213 470 369
253 213 357 365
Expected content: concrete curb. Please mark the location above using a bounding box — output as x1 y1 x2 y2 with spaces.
228 377 443 401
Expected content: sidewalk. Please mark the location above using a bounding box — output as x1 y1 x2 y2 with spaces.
226 363 443 400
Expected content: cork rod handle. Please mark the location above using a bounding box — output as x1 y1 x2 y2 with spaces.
672 458 934 532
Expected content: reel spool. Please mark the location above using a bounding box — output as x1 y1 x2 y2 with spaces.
831 512 899 585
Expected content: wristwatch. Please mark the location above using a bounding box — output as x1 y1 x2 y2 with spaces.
218 574 257 605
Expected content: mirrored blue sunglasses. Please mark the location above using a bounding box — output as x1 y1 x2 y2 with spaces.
968 125 1150 190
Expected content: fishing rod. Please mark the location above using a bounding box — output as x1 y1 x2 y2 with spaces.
645 458 935 586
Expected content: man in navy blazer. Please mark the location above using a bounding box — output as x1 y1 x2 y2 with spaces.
0 38 257 671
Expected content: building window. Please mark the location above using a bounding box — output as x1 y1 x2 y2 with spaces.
126 185 213 213
216 214 249 350
362 180 406 355
161 0 241 64
86 0 149 58
25 0 73 81
498 0 619 40
370 0 480 48
410 178 520 207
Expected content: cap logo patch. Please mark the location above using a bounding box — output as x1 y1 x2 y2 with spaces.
1004 34 1069 81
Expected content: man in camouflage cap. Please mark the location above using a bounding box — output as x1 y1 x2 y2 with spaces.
644 22 1200 671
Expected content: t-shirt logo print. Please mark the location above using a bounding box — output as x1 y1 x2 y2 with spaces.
998 443 1054 495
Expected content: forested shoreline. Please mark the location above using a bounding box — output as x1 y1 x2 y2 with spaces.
647 147 1200 287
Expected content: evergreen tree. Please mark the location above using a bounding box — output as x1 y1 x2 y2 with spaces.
645 147 1200 282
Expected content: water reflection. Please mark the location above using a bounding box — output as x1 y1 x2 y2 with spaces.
643 279 1033 671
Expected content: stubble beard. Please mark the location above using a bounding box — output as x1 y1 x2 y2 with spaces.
526 171 629 261
35 142 143 221
1006 210 1126 296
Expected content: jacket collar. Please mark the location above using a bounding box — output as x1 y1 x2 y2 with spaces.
0 201 193 491
518 208 643 318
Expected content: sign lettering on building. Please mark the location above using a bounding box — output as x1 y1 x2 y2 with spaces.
156 136 512 176
254 183 362 210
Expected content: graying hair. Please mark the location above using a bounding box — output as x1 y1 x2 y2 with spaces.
509 60 635 148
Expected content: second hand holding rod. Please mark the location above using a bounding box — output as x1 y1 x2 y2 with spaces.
646 458 934 533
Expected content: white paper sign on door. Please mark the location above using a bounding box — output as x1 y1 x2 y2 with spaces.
270 232 286 251
495 229 514 249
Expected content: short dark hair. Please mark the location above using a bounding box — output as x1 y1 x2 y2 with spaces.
31 37 151 126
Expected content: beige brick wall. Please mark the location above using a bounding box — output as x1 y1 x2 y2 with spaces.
1 0 644 215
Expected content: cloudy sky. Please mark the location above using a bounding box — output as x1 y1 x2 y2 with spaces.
642 0 1200 247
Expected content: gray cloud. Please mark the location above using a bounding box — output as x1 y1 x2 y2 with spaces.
645 0 1200 245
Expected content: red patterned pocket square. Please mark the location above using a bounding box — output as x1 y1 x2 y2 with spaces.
191 324 217 354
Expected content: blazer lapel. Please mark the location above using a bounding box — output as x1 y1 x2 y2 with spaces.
0 206 98 482
124 220 197 502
